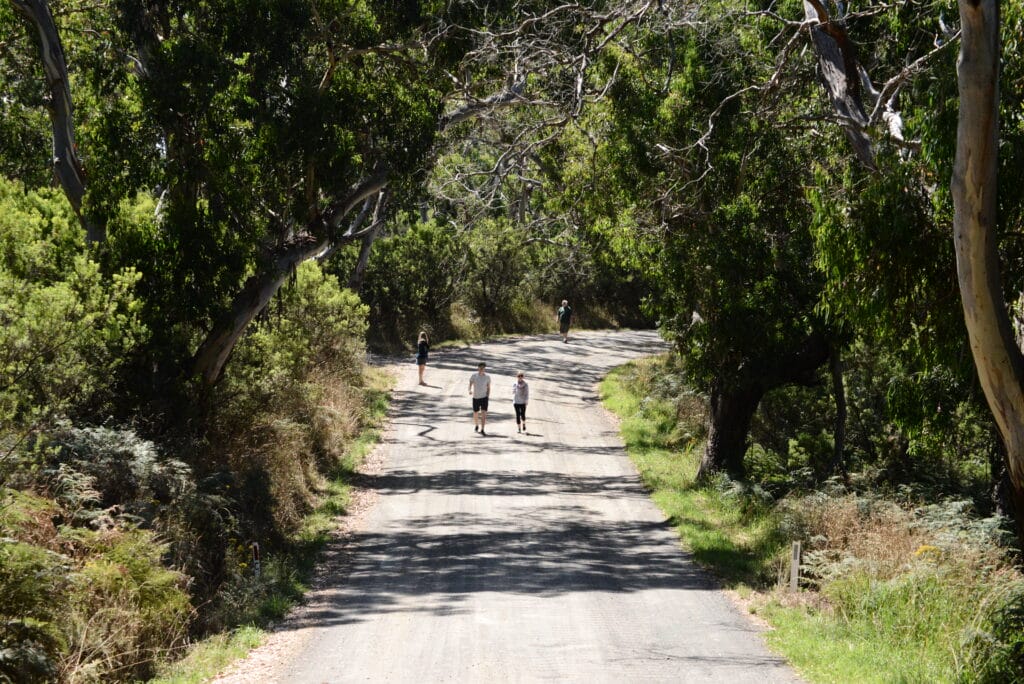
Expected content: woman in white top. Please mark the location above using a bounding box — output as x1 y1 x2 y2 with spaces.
512 371 529 434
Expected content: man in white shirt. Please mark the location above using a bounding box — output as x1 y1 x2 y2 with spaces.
469 362 492 435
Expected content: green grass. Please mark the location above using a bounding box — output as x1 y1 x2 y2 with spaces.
600 358 785 589
150 626 264 684
151 367 393 683
599 356 1024 683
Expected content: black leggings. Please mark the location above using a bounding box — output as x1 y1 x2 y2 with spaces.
514 403 527 424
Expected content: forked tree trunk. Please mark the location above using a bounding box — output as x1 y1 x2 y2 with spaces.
952 0 1024 542
190 173 388 385
699 384 763 480
190 236 327 385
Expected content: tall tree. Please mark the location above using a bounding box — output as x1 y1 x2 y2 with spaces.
586 3 838 479
951 0 1024 533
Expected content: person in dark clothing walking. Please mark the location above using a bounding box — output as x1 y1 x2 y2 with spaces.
557 300 573 342
416 331 429 385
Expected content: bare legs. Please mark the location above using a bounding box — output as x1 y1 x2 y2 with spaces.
418 362 426 385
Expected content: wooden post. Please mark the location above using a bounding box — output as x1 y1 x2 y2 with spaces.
790 541 801 592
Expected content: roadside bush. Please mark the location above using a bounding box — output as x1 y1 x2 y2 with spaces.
48 425 194 526
348 218 468 348
0 538 69 683
61 529 191 682
207 260 368 546
0 178 144 438
751 342 995 505
1 484 192 683
963 578 1024 683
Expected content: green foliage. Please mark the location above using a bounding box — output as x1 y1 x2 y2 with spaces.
48 425 197 528
0 538 68 683
749 341 996 506
65 529 191 682
462 218 541 333
349 218 469 345
0 179 144 433
0 486 192 683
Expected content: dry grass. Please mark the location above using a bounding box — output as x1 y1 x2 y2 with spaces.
309 368 364 467
783 494 924 580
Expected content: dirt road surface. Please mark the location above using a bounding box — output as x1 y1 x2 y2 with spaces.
215 330 798 683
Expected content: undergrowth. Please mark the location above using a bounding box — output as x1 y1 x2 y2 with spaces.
601 354 1024 683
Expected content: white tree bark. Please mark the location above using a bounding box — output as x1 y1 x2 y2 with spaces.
10 0 100 241
952 1 1024 505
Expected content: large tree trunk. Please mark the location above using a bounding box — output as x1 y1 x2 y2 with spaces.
190 236 327 385
10 0 99 241
952 0 1024 542
699 384 763 481
191 174 388 385
698 332 831 482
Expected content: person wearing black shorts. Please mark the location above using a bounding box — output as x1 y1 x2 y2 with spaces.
469 362 491 435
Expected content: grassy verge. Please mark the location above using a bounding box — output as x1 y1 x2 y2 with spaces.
600 355 1024 683
151 367 393 684
600 357 785 590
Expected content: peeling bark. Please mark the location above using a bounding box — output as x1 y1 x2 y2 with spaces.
10 0 100 241
952 0 1024 540
803 0 876 170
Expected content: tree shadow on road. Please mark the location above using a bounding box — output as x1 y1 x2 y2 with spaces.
285 511 715 629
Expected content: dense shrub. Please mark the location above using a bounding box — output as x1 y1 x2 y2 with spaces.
205 260 368 548
750 342 995 506
0 485 191 683
0 179 144 442
345 218 468 347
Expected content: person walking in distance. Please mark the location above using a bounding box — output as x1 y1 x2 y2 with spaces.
557 299 573 343
512 371 529 434
469 362 491 435
416 331 429 385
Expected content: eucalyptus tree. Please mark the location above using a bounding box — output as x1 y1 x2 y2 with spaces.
951 0 1024 530
793 1 1024 523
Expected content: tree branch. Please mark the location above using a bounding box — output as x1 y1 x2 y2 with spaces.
10 0 100 241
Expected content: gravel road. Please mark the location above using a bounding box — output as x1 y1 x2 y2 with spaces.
215 329 798 683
